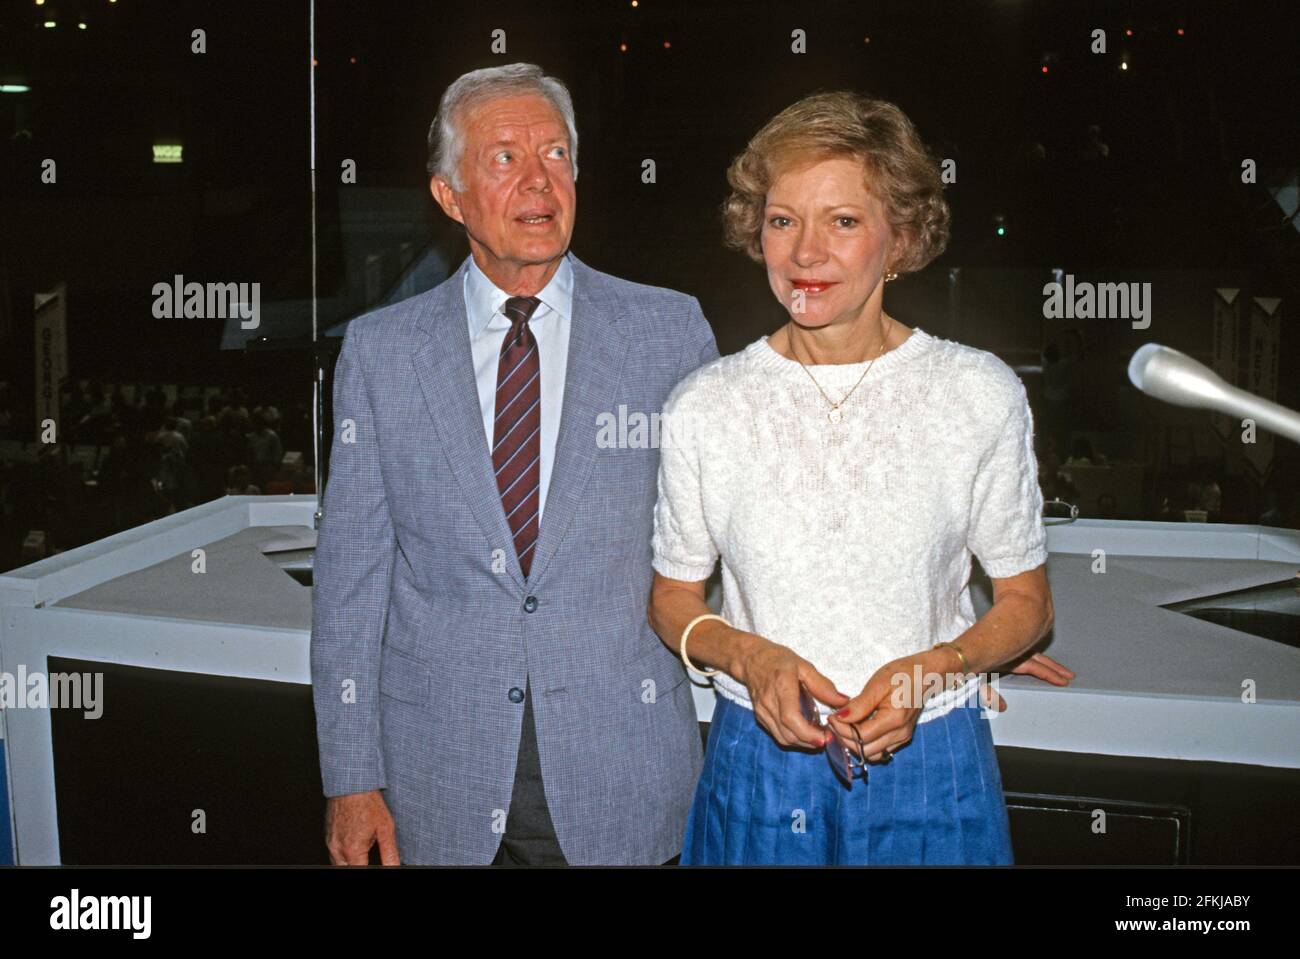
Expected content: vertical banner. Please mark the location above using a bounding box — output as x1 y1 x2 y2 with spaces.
0 250 13 342
33 282 68 443
1242 296 1281 482
1210 287 1240 445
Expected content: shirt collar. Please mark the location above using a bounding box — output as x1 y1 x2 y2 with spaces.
464 252 575 339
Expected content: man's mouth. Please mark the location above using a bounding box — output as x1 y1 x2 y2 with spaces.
517 212 555 225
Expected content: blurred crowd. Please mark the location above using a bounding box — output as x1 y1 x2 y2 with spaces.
1037 432 1298 527
0 380 315 573
0 367 1295 575
1034 329 1298 529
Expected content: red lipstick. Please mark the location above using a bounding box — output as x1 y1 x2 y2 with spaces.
791 279 839 294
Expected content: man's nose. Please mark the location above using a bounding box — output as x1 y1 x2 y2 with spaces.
519 152 552 191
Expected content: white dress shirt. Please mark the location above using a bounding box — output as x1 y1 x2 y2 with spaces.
464 252 574 522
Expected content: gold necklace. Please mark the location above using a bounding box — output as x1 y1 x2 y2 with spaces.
786 320 892 424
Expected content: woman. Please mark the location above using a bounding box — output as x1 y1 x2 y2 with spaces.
648 91 1073 865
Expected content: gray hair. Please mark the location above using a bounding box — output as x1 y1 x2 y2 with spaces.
427 63 579 190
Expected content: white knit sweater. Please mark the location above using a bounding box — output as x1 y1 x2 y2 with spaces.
651 326 1048 723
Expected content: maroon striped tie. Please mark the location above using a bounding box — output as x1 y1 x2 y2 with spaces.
493 296 542 578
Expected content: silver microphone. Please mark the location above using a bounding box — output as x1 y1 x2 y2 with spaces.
1127 343 1300 445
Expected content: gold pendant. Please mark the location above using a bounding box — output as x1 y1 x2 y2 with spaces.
828 407 843 424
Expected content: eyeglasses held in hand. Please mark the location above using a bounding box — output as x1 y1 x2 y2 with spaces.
799 683 869 789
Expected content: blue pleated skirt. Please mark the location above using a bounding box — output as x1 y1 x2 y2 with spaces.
680 692 1014 866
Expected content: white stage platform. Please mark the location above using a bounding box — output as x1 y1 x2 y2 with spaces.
1 495 1297 864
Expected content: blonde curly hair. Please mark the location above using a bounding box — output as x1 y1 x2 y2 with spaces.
721 91 950 276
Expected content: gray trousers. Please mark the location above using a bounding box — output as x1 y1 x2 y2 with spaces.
489 680 683 867
491 681 568 865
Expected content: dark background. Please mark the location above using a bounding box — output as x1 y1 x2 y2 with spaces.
1 0 1298 568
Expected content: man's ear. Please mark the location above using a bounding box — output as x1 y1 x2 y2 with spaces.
430 176 465 225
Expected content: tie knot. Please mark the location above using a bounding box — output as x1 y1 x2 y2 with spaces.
503 296 541 325
502 296 541 349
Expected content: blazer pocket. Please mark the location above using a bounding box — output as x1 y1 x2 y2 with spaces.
626 640 691 700
379 645 432 705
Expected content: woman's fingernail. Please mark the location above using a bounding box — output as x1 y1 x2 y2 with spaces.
835 709 851 718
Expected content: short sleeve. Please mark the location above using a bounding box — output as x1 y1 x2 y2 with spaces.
651 386 720 582
966 377 1049 579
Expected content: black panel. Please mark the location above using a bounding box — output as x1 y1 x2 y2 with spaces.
999 745 1300 865
1004 792 1188 865
49 657 328 865
46 663 1300 864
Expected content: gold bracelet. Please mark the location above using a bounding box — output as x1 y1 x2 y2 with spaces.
933 640 968 688
680 613 728 677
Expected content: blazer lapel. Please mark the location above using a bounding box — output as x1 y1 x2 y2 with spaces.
412 256 527 593
409 252 628 594
526 254 629 587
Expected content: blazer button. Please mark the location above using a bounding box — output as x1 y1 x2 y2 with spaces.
523 596 539 613
508 687 525 703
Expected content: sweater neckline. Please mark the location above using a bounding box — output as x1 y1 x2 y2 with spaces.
750 325 932 380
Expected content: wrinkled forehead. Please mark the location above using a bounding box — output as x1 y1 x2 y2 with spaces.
459 93 569 149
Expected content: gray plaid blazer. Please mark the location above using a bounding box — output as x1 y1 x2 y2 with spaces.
311 251 719 864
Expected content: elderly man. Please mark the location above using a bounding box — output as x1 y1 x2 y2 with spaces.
310 63 718 865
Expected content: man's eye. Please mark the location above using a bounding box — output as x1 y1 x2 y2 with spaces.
551 146 567 158
835 216 858 228
495 151 512 163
